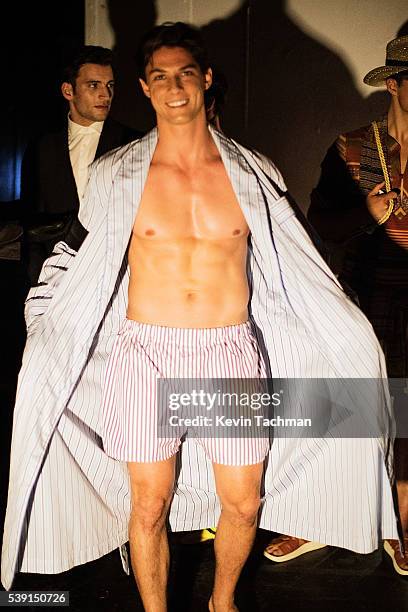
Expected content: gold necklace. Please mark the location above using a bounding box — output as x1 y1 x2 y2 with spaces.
372 121 395 224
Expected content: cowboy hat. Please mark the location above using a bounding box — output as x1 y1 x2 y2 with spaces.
363 35 408 86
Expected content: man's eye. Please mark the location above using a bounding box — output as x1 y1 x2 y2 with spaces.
182 71 193 76
153 74 165 81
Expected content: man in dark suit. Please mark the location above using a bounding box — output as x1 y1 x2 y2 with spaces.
21 45 142 283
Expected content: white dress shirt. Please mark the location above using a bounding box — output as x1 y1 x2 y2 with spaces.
68 115 104 200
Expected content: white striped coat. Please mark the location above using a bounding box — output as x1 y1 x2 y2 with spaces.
1 127 398 589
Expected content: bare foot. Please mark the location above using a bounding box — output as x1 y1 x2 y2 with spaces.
209 596 239 611
263 534 327 562
384 538 408 573
264 534 309 557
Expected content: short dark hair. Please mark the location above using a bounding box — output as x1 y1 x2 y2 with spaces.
62 45 114 87
387 69 408 85
205 68 228 123
137 22 209 79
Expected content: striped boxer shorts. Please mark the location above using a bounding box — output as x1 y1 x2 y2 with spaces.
102 320 270 465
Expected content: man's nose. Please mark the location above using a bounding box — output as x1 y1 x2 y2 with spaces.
99 85 113 99
168 75 182 91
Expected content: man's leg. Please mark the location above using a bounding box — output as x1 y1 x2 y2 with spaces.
384 438 408 574
209 462 263 612
128 456 176 611
396 437 408 537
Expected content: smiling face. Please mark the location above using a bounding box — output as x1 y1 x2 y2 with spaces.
61 63 114 126
139 46 212 126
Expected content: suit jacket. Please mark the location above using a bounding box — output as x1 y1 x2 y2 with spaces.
1 127 398 589
21 117 142 217
20 117 142 283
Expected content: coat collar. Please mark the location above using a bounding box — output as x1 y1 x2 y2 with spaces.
115 124 265 239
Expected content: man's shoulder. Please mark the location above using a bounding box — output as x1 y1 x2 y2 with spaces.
21 125 68 175
101 117 144 145
335 122 374 164
27 124 66 151
211 128 285 186
228 136 287 193
90 129 153 175
336 116 387 150
337 123 371 146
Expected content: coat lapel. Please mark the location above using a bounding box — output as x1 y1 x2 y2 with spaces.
102 128 158 309
44 128 158 410
209 127 268 233
11 129 157 497
3 129 159 586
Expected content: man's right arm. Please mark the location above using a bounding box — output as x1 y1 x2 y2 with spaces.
308 140 376 243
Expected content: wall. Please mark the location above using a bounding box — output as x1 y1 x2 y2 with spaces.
0 1 84 202
85 0 407 208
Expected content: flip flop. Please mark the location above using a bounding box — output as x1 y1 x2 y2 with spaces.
176 527 217 545
384 540 408 576
200 527 217 542
264 537 328 562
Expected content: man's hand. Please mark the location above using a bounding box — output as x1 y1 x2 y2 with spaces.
366 181 400 223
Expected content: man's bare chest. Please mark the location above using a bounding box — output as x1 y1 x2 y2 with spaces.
133 164 249 240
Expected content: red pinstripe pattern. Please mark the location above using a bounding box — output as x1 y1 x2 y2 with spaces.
102 320 269 465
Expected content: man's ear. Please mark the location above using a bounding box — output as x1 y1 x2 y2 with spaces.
61 82 73 100
204 68 213 90
385 77 398 96
139 77 151 98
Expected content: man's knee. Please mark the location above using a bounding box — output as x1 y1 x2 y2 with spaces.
129 493 171 533
219 494 261 526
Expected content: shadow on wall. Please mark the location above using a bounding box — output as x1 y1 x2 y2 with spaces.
107 0 406 210
398 20 408 36
202 0 390 209
0 1 84 202
107 0 157 132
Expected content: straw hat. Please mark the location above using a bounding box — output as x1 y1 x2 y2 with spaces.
363 35 408 86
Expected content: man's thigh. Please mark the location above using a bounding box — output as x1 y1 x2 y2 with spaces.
212 461 264 505
127 455 177 504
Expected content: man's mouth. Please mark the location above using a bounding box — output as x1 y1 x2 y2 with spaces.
167 99 188 108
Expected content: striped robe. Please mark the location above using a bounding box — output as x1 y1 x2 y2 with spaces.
1 127 398 590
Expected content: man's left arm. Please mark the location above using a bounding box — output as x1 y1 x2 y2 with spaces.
24 221 88 330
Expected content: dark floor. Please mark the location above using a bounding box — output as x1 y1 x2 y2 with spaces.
1 532 408 612
1 261 408 611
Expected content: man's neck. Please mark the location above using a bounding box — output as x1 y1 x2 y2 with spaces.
154 117 217 168
387 104 408 147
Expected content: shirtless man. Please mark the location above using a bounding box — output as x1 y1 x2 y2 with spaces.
2 19 399 608
101 23 268 611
